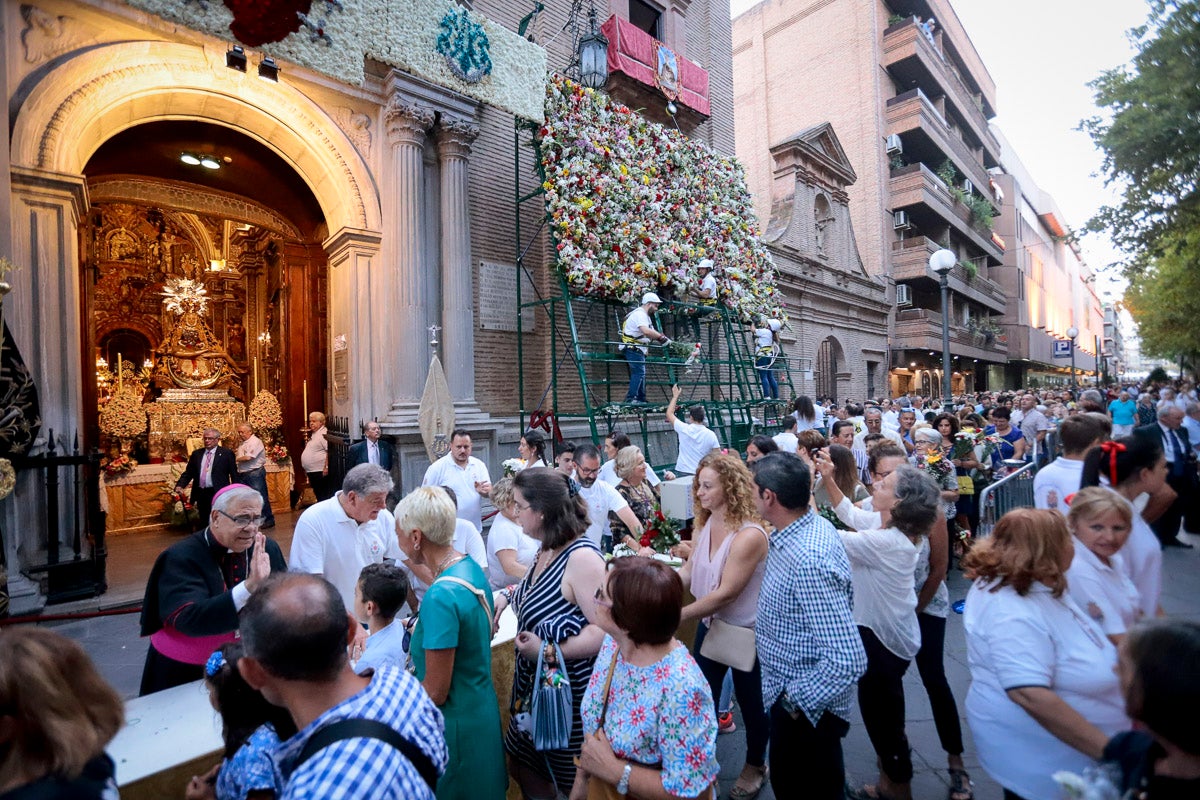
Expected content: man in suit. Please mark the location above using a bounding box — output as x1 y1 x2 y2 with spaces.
347 420 393 471
175 427 237 530
1135 405 1196 548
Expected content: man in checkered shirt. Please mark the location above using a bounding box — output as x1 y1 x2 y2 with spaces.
238 573 448 799
750 453 867 800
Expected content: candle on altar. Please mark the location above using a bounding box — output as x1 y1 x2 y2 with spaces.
253 357 258 396
117 354 123 392
303 380 308 420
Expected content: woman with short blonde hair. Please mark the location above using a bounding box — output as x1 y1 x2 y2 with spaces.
0 628 124 797
611 446 657 552
394 486 457 547
962 508 1127 800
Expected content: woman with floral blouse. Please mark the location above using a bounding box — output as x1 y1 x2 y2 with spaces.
572 557 719 800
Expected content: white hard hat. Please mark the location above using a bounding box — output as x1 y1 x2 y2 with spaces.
697 258 714 271
641 292 663 305
768 319 782 332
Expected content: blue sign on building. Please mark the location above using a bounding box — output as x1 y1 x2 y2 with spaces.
1053 340 1072 359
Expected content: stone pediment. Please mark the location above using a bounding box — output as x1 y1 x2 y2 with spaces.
769 122 857 191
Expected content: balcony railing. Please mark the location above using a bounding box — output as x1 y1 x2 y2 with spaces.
889 163 1003 260
885 89 993 203
892 235 1006 313
882 18 999 161
601 15 710 117
895 307 1007 359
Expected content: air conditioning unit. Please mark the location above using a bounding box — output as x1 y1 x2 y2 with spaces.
885 134 903 154
896 284 912 306
893 210 911 229
962 179 974 194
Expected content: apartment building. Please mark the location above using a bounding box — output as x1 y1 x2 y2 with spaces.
733 0 1008 396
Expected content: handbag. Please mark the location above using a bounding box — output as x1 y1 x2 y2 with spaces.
698 617 757 671
956 474 975 495
531 640 573 751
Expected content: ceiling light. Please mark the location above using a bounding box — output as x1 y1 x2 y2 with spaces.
180 153 201 165
258 56 279 82
199 156 221 170
226 45 247 72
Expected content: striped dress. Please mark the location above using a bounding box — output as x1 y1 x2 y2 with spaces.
503 536 599 793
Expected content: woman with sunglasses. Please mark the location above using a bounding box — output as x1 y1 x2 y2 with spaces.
572 557 719 800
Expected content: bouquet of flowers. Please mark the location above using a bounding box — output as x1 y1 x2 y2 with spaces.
161 468 198 527
502 457 526 477
950 429 982 460
664 339 702 366
102 454 138 477
266 443 290 463
639 506 682 554
817 504 853 531
917 450 954 483
247 390 284 430
99 389 147 438
1052 766 1121 800
977 432 1004 463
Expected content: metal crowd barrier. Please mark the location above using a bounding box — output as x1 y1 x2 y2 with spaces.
976 461 1037 539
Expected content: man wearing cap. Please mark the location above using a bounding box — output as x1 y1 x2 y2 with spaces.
138 483 287 695
687 258 719 338
621 292 671 404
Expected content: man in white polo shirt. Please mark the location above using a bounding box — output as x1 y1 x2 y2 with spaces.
422 428 492 532
574 444 644 553
666 384 720 475
1033 415 1106 513
289 463 402 614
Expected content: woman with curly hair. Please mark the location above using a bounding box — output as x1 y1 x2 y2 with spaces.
962 508 1127 800
679 452 770 799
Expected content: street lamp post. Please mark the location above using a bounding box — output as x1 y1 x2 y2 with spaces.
1067 326 1079 391
930 249 957 407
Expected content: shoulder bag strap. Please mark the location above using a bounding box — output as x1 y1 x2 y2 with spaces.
595 650 620 730
295 718 438 791
434 574 493 621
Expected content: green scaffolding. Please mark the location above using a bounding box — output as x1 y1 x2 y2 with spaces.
514 122 797 470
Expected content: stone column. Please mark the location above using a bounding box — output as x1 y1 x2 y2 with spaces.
436 116 480 404
383 95 434 418
5 167 88 613
325 227 384 425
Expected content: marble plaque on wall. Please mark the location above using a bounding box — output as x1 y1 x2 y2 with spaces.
478 261 535 333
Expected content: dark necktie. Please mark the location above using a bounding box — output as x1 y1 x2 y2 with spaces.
1170 430 1186 477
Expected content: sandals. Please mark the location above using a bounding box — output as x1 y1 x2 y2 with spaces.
728 764 768 800
844 785 894 800
948 768 974 800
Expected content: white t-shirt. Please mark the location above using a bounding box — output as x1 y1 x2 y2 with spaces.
622 306 654 354
599 459 661 487
792 412 819 433
1066 540 1142 637
485 514 540 589
753 326 774 352
672 419 720 474
837 526 921 660
578 480 629 547
964 580 1127 800
422 453 492 532
698 273 717 301
1033 457 1085 512
398 519 489 602
772 431 799 453
289 494 403 612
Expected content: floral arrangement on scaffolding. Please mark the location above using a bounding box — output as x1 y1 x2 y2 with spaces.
538 75 784 323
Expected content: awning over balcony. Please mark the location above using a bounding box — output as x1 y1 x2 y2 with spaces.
601 15 710 117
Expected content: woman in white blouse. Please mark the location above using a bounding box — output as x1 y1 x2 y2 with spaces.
962 508 1128 800
1065 487 1142 645
818 444 971 800
837 464 940 800
485 478 540 590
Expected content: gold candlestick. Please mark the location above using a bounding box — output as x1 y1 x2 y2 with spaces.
303 379 308 421
253 356 258 397
117 353 123 393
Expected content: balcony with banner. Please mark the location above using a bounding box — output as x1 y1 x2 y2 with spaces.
600 14 711 123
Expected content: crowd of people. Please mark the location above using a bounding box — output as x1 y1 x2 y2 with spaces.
6 378 1200 800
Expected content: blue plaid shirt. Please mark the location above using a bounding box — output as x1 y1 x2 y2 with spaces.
756 510 867 726
274 666 448 799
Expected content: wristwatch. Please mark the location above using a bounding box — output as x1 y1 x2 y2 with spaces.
616 762 633 795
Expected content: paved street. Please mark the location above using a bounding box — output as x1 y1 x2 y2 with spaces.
37 533 1200 800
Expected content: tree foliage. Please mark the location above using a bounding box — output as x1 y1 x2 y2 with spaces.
1081 0 1200 268
1122 227 1200 362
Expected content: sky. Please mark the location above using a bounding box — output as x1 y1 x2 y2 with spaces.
727 0 1150 303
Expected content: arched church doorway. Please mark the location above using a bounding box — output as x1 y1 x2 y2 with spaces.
815 336 844 402
82 120 328 530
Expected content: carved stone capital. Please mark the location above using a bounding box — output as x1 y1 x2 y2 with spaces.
436 116 479 161
384 96 435 147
